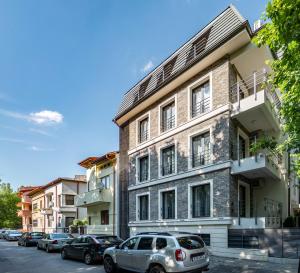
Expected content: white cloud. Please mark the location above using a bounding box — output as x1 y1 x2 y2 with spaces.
0 109 63 126
141 60 154 73
29 110 63 125
0 137 26 143
27 145 54 152
29 128 52 136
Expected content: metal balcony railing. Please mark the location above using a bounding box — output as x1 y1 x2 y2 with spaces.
161 115 175 132
191 148 211 168
162 161 175 176
139 130 148 143
191 97 210 118
230 69 281 111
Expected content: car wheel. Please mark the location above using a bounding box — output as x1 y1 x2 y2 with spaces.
84 252 93 265
61 249 68 259
46 245 51 253
104 256 117 273
17 241 21 246
149 265 165 273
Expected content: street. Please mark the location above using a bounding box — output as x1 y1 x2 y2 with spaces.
0 240 297 273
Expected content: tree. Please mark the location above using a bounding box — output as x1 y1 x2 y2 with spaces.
0 181 21 228
253 0 300 176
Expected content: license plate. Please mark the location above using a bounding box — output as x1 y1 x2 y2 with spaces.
191 252 205 262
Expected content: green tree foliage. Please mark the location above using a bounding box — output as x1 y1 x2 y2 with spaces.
0 181 21 228
253 0 300 176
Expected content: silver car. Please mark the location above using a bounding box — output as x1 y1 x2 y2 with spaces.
103 232 209 273
5 230 23 241
37 233 74 252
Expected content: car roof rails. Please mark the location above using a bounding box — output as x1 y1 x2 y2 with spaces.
137 232 172 236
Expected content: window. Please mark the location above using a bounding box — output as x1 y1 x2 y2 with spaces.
161 101 175 132
137 237 153 250
138 195 149 221
32 203 38 210
65 217 75 227
156 238 167 250
191 81 210 117
65 195 75 205
161 145 175 176
191 184 211 218
121 237 138 250
58 195 61 207
139 117 149 143
191 132 210 167
138 155 149 182
32 220 38 227
101 175 110 189
101 210 109 225
161 190 176 219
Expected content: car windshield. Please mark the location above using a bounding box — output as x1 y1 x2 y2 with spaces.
51 233 73 239
9 231 19 234
95 236 121 244
177 236 204 250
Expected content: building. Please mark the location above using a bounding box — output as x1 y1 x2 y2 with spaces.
28 176 87 233
114 5 299 258
17 186 41 232
75 152 119 236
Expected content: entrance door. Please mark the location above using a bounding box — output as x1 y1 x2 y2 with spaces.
239 185 246 217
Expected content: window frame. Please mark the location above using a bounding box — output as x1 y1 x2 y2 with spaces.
188 72 212 121
65 194 75 206
136 192 150 222
158 95 177 135
188 180 213 219
135 151 150 184
136 112 151 145
100 175 111 189
188 127 213 170
158 142 177 178
237 128 249 161
158 187 177 220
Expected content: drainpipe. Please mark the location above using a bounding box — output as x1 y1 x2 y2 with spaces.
112 159 116 236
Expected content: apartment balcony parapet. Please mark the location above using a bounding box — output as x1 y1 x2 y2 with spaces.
231 151 284 181
230 69 281 131
17 209 31 217
40 208 53 215
75 188 112 207
57 206 77 213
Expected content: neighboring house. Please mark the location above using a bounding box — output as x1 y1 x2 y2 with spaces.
17 186 41 232
75 152 119 236
28 176 87 233
114 5 298 258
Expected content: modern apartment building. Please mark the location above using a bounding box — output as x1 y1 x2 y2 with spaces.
114 5 298 258
75 152 119 236
28 176 87 233
17 186 41 232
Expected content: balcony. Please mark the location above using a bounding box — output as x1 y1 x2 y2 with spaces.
75 188 112 207
230 69 281 132
231 151 283 180
58 207 77 213
40 208 53 215
18 209 31 217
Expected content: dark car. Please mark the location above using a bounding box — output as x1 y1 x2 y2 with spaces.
18 232 45 247
37 233 74 252
61 235 123 265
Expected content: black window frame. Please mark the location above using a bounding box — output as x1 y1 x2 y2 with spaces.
139 117 149 143
65 195 75 206
161 101 175 132
191 183 211 218
161 145 175 176
138 194 149 221
191 132 210 168
161 190 176 219
138 155 149 182
191 80 210 118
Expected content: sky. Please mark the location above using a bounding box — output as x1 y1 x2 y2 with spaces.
0 0 268 190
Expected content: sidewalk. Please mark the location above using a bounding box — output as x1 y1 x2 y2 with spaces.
209 256 298 273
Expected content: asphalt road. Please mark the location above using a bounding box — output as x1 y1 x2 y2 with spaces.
0 239 298 273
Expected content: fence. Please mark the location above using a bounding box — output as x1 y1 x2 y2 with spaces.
228 228 300 259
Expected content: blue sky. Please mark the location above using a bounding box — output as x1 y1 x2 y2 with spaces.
0 0 268 190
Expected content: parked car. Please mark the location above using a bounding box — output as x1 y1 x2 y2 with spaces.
0 230 7 239
18 232 45 247
103 232 209 273
37 233 73 252
61 234 123 265
5 230 23 241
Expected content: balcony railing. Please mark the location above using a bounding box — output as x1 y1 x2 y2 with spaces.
191 97 210 118
191 147 211 168
230 69 281 111
161 161 175 176
139 130 148 143
161 115 175 132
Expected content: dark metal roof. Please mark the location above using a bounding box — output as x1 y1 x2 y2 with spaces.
114 5 250 122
